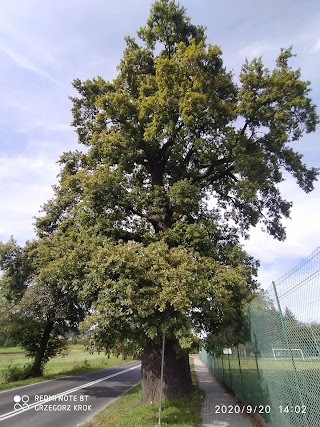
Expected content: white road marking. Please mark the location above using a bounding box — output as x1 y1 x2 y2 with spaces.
0 364 141 422
0 378 56 394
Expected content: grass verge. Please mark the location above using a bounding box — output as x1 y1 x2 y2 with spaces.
84 358 203 427
84 383 203 427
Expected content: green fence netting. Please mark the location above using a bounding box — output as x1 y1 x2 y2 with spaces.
200 247 320 427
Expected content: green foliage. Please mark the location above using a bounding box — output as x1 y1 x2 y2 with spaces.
0 238 34 301
84 382 203 427
81 239 253 354
33 0 318 357
0 232 89 375
66 16 318 240
0 296 65 368
137 0 205 57
3 362 33 382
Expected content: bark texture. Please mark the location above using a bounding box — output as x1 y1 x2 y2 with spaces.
141 339 192 403
28 320 54 377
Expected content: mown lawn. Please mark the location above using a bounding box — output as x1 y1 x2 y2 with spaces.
0 346 24 354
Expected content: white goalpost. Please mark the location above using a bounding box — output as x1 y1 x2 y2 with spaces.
272 348 305 361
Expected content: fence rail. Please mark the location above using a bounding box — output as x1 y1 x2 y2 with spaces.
200 247 320 427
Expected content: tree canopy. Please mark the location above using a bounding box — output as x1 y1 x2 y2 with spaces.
0 234 87 377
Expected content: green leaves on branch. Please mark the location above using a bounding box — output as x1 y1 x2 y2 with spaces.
83 240 250 351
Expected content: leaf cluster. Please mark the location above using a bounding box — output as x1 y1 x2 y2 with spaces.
81 240 253 353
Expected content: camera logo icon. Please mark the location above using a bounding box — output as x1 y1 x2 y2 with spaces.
13 395 30 411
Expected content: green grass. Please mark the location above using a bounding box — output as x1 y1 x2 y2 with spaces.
84 358 203 427
0 347 24 354
84 384 203 427
0 345 132 390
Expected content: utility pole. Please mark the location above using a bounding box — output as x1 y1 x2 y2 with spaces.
158 334 165 425
309 320 320 356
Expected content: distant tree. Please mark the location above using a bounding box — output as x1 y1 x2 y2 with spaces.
0 237 33 301
283 308 320 356
246 291 282 356
0 235 87 377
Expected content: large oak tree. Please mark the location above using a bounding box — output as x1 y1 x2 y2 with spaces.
4 0 318 400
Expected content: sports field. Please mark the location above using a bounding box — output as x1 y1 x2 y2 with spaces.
201 351 320 426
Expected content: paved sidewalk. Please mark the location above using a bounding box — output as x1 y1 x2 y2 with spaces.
193 355 257 427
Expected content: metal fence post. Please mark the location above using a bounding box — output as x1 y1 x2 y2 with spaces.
237 345 245 400
247 305 262 385
227 351 233 389
158 334 165 425
221 352 225 383
272 281 309 427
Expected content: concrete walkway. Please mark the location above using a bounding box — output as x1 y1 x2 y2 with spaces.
193 355 257 427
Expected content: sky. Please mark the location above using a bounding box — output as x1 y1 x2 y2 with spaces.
0 0 319 289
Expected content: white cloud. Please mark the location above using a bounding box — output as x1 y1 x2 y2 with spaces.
309 39 320 53
16 121 71 135
243 179 320 288
0 156 58 180
0 156 59 244
0 37 64 88
238 43 275 59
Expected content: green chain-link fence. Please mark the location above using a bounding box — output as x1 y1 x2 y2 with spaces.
200 247 320 427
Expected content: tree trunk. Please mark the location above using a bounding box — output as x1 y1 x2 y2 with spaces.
141 339 192 403
28 320 54 377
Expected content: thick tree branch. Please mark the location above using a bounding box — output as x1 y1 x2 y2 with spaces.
147 213 171 233
158 121 184 168
192 158 233 183
183 146 194 165
237 96 280 143
208 166 235 184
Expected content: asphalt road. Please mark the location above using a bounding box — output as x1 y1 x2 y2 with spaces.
0 360 141 427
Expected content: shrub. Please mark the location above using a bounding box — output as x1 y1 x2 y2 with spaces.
3 362 33 382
